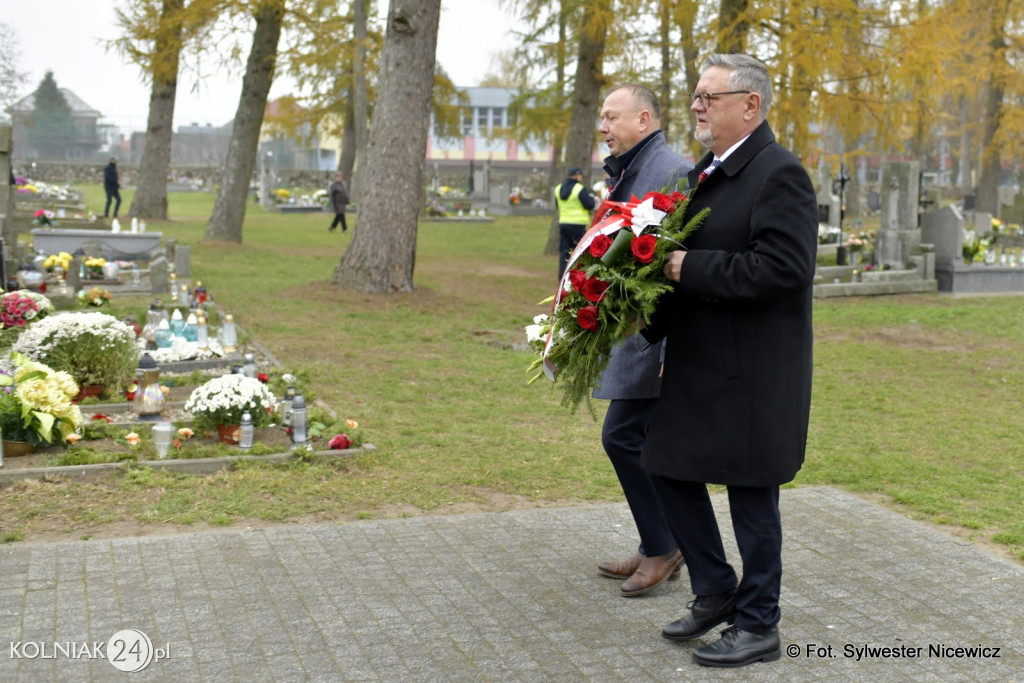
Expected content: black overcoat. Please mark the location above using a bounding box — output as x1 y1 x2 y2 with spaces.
641 121 818 487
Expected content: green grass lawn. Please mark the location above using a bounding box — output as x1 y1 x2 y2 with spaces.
3 185 1022 561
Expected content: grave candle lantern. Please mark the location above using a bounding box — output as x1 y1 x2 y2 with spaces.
134 353 165 420
220 314 238 353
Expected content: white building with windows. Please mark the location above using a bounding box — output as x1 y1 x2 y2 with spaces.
428 87 605 167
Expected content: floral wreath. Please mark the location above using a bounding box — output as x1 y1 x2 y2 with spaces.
527 183 708 413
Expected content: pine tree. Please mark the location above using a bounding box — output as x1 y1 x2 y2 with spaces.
26 72 77 159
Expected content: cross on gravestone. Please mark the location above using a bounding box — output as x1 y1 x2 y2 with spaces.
148 256 168 295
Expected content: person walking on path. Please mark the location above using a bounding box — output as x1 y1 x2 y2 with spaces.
591 84 693 598
328 171 350 232
554 166 596 278
641 54 818 668
103 157 121 218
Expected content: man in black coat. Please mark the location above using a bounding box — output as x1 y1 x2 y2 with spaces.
641 54 818 667
103 157 121 218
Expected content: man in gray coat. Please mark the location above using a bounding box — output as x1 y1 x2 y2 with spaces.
592 84 693 597
643 54 818 667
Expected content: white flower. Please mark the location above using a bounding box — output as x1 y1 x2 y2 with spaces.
525 323 547 344
628 197 667 235
184 374 277 424
12 312 136 359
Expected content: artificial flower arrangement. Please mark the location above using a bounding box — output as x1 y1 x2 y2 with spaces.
32 209 56 227
184 373 278 432
11 311 140 395
43 251 73 273
84 257 107 278
962 229 990 263
78 286 113 307
0 290 55 351
844 230 874 253
0 352 83 446
527 186 708 413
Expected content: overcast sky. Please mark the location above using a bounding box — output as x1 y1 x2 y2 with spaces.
6 0 520 133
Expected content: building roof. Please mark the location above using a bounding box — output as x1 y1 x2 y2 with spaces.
9 88 101 117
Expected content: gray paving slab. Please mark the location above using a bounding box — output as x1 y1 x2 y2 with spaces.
1 486 1021 682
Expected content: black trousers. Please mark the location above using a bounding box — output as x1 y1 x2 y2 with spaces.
558 222 586 279
651 476 782 632
104 188 121 217
330 212 348 231
602 398 676 557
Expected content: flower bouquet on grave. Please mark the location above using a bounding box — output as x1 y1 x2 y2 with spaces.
0 352 83 446
184 374 278 434
32 209 56 227
527 183 709 414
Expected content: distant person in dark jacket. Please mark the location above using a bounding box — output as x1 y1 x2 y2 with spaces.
103 157 121 218
328 171 350 232
554 166 596 278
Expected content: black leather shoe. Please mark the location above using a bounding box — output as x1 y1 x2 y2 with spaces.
693 626 781 667
661 591 737 641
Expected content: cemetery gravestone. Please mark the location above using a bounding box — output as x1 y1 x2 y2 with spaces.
175 244 191 277
149 256 168 295
876 161 922 268
66 258 83 293
920 205 964 267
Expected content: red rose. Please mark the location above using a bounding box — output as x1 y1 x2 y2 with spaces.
644 191 675 212
631 234 658 263
589 234 613 258
257 373 269 383
577 305 599 331
668 191 687 206
329 434 352 450
568 269 587 292
581 277 608 303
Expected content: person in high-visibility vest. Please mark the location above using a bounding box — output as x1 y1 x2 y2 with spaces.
554 166 597 278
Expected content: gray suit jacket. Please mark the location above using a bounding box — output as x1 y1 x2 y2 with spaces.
592 130 693 400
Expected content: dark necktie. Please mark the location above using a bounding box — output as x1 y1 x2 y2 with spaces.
698 159 723 184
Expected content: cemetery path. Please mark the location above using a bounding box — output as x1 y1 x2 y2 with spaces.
2 485 1021 681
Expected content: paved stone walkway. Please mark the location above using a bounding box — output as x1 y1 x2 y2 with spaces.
1 486 1021 681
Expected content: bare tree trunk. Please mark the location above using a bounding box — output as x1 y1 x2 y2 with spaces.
563 0 608 189
657 0 672 139
129 0 183 220
205 0 284 242
331 0 441 293
717 0 748 53
957 94 971 189
543 1 569 257
976 80 1003 214
351 0 370 203
339 91 356 177
976 0 1008 214
674 0 699 158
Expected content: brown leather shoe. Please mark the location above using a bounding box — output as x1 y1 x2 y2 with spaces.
620 549 684 597
597 553 643 579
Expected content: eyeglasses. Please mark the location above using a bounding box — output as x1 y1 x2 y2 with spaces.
688 91 751 108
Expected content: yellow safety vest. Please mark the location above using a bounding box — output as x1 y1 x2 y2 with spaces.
554 182 590 224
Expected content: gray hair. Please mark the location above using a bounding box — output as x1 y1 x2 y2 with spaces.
702 54 772 118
